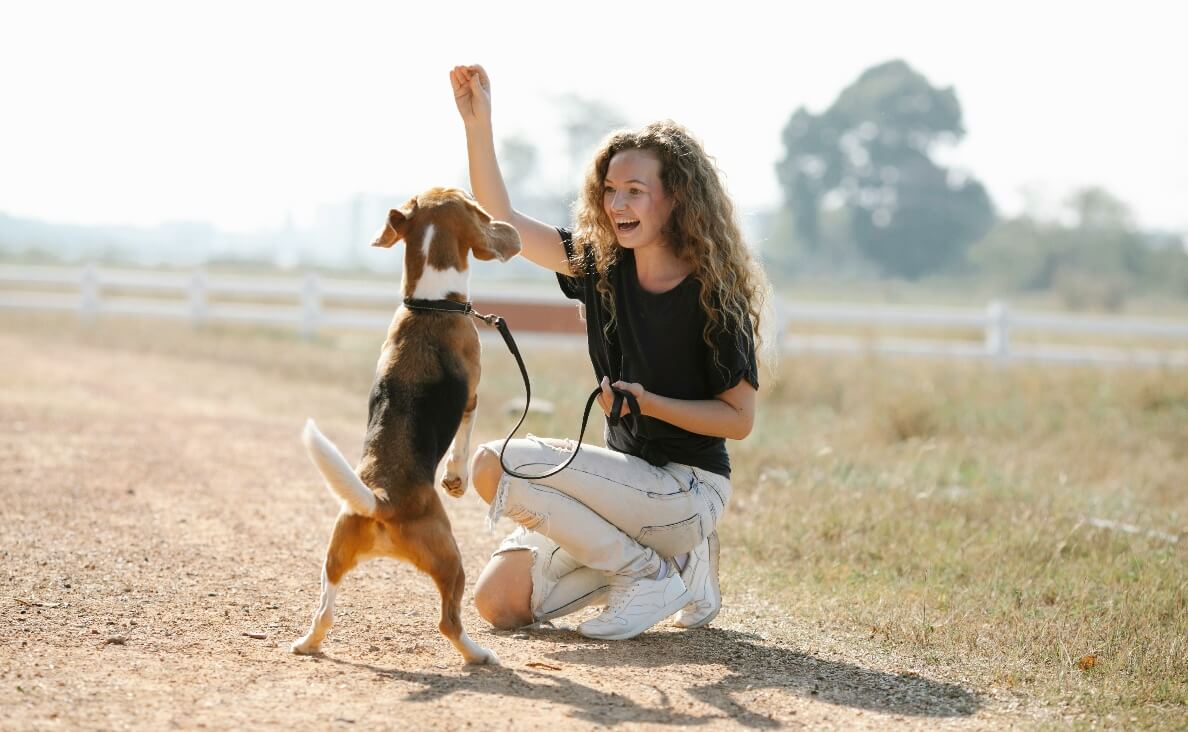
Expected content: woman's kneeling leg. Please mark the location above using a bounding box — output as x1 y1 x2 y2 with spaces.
473 550 534 630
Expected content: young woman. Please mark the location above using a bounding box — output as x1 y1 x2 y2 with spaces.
450 64 769 641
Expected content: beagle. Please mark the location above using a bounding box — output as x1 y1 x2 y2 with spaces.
292 187 521 664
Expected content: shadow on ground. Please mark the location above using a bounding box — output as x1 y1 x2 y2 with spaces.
322 627 980 727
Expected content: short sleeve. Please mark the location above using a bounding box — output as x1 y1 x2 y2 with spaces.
706 310 760 394
554 228 587 301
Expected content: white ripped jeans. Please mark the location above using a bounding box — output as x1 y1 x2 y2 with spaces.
484 435 732 620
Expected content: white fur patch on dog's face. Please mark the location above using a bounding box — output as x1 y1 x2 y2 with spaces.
411 222 470 300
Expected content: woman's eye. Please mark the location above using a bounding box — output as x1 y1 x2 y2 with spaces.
603 187 615 195
629 188 642 196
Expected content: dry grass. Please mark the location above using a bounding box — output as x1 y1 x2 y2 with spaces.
480 325 1188 727
728 356 1187 728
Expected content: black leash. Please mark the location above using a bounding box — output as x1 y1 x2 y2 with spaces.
402 297 640 480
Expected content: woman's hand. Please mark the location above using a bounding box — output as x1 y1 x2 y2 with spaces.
597 377 757 440
450 64 491 128
597 376 647 419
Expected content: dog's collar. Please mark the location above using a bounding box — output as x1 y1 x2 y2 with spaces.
402 297 474 315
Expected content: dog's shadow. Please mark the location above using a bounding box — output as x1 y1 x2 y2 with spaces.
319 627 980 728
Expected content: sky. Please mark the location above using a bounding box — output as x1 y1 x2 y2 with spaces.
2 0 1185 235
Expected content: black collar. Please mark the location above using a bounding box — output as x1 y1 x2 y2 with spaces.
402 297 474 315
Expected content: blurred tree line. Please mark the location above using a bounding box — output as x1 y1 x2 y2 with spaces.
4 58 1183 309
770 59 1188 309
967 187 1188 309
504 58 1187 310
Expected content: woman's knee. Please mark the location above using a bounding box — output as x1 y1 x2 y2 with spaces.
471 438 563 505
470 444 503 505
473 552 534 630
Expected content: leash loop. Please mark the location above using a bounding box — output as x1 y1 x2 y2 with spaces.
467 306 609 480
402 297 637 482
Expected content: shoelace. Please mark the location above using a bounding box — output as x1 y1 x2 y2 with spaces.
605 580 640 614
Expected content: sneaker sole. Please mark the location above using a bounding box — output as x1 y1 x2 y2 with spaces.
581 587 692 641
676 604 720 629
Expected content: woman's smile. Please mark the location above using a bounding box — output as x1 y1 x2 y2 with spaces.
603 148 673 249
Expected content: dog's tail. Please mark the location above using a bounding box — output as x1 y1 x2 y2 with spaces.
301 419 378 516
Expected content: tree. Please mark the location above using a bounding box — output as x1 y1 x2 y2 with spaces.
967 186 1172 310
775 60 995 278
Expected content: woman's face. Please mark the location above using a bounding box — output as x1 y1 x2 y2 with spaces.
602 148 674 251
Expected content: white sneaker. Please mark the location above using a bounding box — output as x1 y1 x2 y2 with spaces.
674 530 720 628
577 569 690 641
539 567 611 621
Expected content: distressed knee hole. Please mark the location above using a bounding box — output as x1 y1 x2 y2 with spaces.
505 505 545 530
526 434 577 454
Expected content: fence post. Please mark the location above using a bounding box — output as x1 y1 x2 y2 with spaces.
190 269 208 328
80 263 99 322
301 273 320 339
985 299 1010 361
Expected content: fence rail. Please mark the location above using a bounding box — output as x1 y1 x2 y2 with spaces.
2 263 1185 367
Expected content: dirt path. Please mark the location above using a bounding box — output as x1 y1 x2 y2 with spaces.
0 322 1043 730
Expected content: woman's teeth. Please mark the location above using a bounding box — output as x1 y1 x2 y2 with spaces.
617 220 640 232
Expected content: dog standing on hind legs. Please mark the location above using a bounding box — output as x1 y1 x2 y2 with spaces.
292 187 521 665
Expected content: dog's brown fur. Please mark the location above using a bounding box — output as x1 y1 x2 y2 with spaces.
292 188 520 664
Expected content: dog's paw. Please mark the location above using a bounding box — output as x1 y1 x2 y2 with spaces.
441 474 466 498
290 638 321 655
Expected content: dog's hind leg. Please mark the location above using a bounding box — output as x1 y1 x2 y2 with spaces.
405 515 499 665
292 513 371 655
435 553 500 665
291 564 339 655
441 394 477 498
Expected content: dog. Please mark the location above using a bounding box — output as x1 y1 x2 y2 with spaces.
292 187 521 664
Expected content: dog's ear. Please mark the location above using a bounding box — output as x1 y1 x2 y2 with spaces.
462 197 522 262
470 220 522 261
372 199 416 248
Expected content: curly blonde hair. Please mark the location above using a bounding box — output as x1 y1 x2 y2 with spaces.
571 120 770 374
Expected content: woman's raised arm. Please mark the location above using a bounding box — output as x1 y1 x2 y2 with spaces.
450 64 571 275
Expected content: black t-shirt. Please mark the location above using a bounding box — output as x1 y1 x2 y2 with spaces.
555 228 758 478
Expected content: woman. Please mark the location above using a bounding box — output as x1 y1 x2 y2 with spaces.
451 64 768 640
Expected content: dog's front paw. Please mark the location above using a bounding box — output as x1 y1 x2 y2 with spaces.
441 474 467 498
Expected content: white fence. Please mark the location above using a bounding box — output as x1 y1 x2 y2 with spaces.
2 263 1186 367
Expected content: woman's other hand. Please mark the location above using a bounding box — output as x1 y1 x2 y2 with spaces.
450 64 491 128
597 376 647 418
